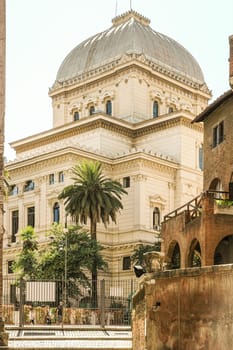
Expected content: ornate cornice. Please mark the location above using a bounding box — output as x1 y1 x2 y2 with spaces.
9 113 202 156
49 54 211 99
6 147 178 177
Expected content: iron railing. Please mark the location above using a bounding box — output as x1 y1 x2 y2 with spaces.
2 277 138 327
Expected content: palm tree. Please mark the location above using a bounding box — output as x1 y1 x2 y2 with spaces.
58 160 127 306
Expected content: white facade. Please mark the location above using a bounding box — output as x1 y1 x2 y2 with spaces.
4 10 211 280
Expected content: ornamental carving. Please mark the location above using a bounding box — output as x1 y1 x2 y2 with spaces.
150 89 165 102
100 90 115 102
69 102 83 114
132 174 147 182
149 194 166 208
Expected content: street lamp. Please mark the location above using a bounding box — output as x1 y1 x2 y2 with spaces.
63 214 68 327
57 224 68 329
64 223 68 311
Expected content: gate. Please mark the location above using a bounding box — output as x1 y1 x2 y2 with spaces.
2 277 138 327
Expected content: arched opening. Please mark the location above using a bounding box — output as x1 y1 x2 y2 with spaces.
214 235 233 265
89 105 95 115
106 100 112 116
153 207 160 230
153 101 159 118
167 241 181 269
53 202 60 223
188 239 201 267
209 178 222 198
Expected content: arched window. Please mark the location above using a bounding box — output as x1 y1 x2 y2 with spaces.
89 106 95 115
153 207 160 230
53 202 60 223
106 100 112 116
74 111 79 121
153 101 159 118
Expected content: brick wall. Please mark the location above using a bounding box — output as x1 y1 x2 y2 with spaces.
203 97 233 191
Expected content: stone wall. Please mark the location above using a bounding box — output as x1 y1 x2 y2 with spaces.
132 264 233 350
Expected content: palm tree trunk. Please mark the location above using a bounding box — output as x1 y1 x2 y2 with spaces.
0 1 8 346
90 220 98 307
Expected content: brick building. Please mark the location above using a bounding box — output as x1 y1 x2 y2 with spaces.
131 35 233 350
162 35 233 269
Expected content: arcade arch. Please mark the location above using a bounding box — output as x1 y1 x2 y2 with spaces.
167 240 181 269
214 235 233 265
188 239 201 267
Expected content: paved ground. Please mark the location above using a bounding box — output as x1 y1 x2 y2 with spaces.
8 339 132 349
6 326 132 349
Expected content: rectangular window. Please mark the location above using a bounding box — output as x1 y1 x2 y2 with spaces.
10 284 17 304
12 210 19 243
27 206 35 227
9 185 18 196
213 126 218 148
24 180 34 192
199 144 204 170
8 261 14 274
219 121 224 144
123 256 131 270
74 111 79 121
49 174 55 185
123 176 130 188
213 121 224 148
58 171 64 183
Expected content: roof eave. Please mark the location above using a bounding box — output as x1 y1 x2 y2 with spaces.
192 89 233 123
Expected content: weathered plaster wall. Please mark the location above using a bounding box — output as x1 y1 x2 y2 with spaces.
132 264 233 350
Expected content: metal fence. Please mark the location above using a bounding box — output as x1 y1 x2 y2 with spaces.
2 277 138 327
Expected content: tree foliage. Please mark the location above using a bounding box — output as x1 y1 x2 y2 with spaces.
58 160 127 239
13 226 38 279
12 224 107 288
38 223 107 285
58 160 127 305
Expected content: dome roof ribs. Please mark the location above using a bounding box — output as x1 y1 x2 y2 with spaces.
52 10 207 92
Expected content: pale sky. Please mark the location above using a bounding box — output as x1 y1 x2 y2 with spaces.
5 0 233 160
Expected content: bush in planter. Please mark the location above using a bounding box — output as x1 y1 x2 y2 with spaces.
216 199 233 208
